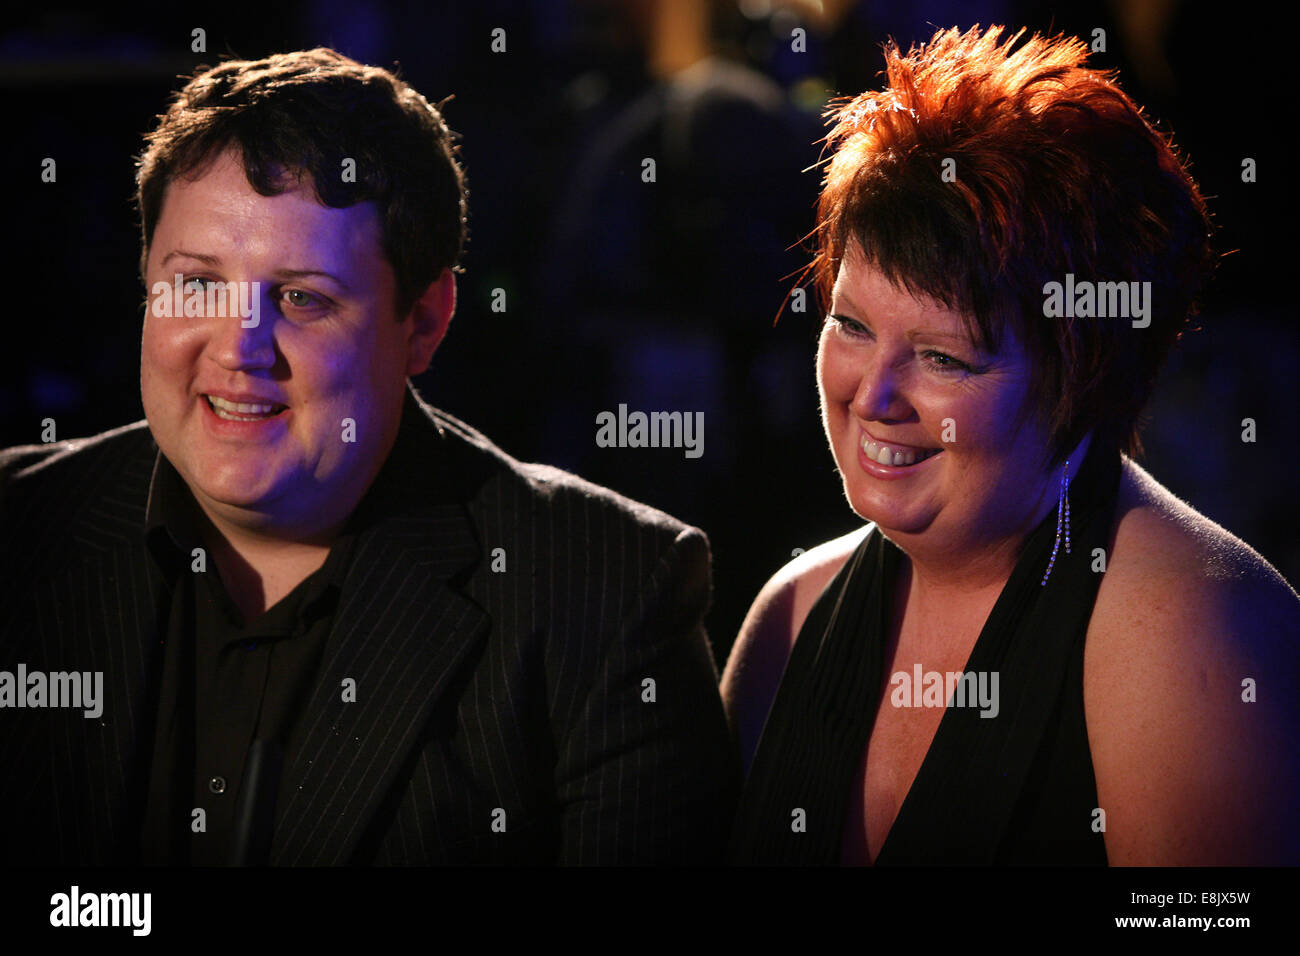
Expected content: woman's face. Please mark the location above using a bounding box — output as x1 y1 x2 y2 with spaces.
817 246 1058 554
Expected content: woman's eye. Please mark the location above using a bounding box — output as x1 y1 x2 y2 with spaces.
182 276 212 294
925 350 971 373
832 314 974 374
831 314 868 337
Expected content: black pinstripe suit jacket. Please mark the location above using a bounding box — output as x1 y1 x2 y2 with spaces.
0 385 738 865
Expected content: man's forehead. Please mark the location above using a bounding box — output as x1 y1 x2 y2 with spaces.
154 150 386 274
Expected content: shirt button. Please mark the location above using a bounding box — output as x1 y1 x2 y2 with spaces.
209 776 227 794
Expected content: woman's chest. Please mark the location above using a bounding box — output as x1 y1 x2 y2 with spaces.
841 607 989 864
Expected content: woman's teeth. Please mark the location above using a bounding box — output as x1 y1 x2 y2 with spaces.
206 395 284 421
861 436 942 467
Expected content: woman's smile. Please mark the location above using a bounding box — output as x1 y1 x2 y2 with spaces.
858 427 945 468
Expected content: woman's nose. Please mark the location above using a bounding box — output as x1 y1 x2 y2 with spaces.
849 351 911 421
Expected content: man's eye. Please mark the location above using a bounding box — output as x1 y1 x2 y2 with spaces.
182 276 213 293
282 289 321 309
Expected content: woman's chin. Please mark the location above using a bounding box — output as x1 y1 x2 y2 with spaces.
847 494 932 536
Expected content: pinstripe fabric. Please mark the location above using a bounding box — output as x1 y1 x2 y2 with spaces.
0 387 738 865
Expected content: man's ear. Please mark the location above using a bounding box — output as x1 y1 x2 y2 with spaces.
405 268 456 376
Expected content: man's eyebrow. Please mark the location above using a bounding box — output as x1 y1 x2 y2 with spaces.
157 251 352 293
274 269 352 293
160 249 220 267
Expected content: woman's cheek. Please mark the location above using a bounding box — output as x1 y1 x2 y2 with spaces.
817 338 858 406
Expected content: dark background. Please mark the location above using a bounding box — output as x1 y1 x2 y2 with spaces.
1 0 1295 667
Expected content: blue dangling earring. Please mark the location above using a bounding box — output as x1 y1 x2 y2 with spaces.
1040 458 1072 587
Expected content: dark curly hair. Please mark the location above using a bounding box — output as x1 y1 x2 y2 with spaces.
136 47 466 318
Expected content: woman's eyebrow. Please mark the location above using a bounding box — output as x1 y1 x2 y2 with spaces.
834 311 975 346
911 328 973 342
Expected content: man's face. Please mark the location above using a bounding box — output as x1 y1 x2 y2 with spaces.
141 147 428 538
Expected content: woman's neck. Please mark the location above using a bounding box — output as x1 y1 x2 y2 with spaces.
888 432 1093 600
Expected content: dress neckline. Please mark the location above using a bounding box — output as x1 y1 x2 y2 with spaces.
727 436 1123 865
871 437 1121 863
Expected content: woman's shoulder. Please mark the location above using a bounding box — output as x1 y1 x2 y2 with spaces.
1090 456 1299 642
750 525 872 650
720 524 872 771
1088 454 1300 697
1083 456 1300 863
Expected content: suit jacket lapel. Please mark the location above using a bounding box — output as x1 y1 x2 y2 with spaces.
270 388 489 865
29 438 171 863
16 391 487 865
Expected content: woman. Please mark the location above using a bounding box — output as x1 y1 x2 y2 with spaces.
722 25 1300 865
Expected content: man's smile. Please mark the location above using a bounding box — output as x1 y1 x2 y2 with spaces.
199 392 291 434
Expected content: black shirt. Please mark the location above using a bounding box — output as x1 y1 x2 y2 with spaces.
138 457 355 865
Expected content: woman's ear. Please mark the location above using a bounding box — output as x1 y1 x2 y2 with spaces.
405 268 456 376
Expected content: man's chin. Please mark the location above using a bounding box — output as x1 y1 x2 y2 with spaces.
192 486 279 519
182 468 289 518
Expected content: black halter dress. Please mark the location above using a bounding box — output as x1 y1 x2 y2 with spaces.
728 437 1122 865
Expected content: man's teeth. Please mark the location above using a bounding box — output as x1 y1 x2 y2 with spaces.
861 437 941 467
206 395 282 420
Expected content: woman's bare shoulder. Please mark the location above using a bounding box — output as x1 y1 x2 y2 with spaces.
1088 455 1299 684
720 525 871 771
755 526 871 649
1084 457 1300 863
1093 457 1299 623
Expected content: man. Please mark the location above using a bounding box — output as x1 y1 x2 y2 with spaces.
0 49 736 865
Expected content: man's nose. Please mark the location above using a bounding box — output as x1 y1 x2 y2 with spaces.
210 298 275 370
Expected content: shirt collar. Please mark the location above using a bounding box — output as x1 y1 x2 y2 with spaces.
141 386 448 624
144 453 205 568
143 453 355 628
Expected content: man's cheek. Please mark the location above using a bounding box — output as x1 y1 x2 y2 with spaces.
143 322 182 363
